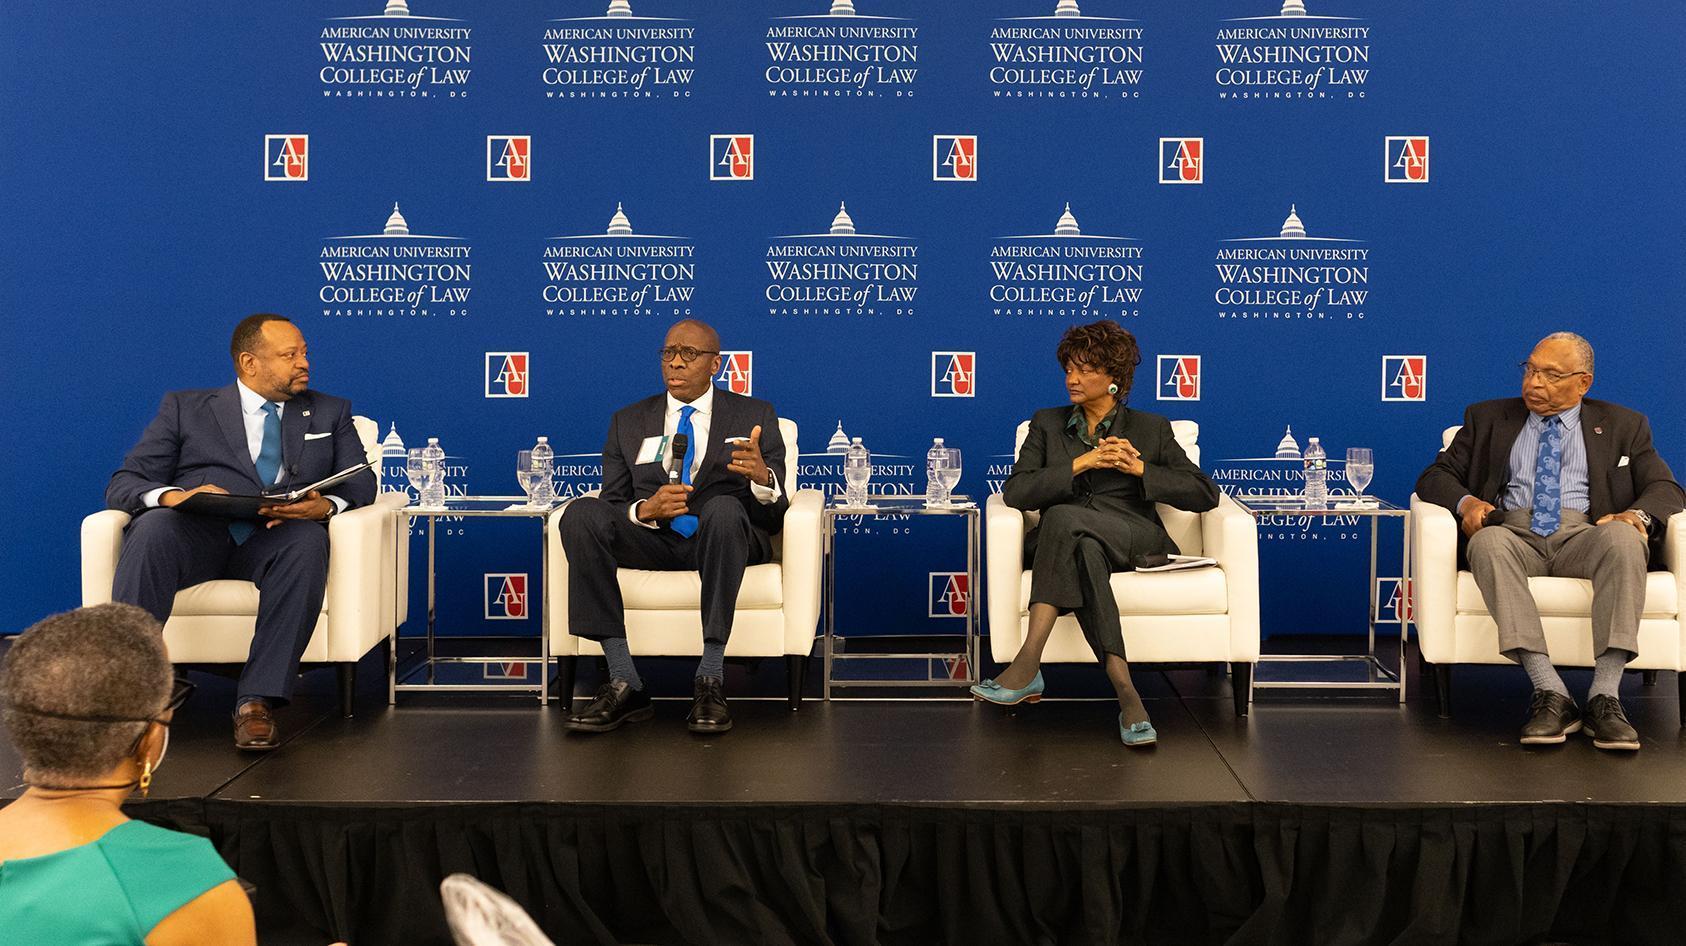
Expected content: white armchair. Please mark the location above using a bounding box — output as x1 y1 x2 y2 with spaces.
545 418 823 711
81 416 408 716
1411 425 1686 722
985 420 1261 715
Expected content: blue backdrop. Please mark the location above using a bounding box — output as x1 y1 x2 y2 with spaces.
4 2 1683 667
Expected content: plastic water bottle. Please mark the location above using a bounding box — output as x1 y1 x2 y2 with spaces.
530 436 555 506
926 437 950 507
421 437 447 508
843 437 871 507
1302 436 1327 506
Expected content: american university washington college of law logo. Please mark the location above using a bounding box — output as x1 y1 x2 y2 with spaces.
1214 3 1372 101
318 2 472 99
1159 137 1202 184
1377 578 1413 623
484 573 528 620
485 352 529 398
265 135 308 181
543 202 696 318
933 135 977 181
932 352 975 397
1214 204 1369 323
1385 136 1429 183
987 203 1146 320
716 351 753 395
318 203 474 318
1158 355 1201 401
711 134 754 180
541 2 697 100
1382 355 1426 402
929 572 969 618
986 3 1145 101
486 135 530 181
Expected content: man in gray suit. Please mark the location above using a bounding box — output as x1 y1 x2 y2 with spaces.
1415 332 1684 751
107 314 377 750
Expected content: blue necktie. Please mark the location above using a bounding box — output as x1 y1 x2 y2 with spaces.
231 402 283 545
1530 416 1563 537
671 405 698 538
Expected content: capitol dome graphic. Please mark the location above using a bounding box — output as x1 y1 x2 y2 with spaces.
1054 0 1082 16
1279 204 1306 239
827 422 851 453
384 0 411 15
606 0 633 15
1274 426 1302 460
381 423 407 458
606 203 633 236
829 0 857 15
1280 0 1308 15
829 202 857 236
1054 203 1081 237
384 203 411 237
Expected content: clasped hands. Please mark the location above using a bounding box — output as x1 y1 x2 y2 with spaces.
1459 497 1647 539
160 484 333 527
638 425 771 523
1074 437 1144 477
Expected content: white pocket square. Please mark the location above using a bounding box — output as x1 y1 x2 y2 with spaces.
304 432 332 441
1618 455 1630 467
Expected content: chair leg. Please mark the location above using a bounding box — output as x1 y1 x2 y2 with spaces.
1230 662 1251 717
785 655 805 712
337 662 356 718
1434 665 1452 718
1677 671 1686 728
555 656 577 713
1642 669 1659 687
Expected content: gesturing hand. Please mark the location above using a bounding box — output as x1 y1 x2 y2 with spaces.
727 424 772 487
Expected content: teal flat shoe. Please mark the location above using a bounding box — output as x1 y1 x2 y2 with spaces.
1120 714 1157 747
970 671 1045 706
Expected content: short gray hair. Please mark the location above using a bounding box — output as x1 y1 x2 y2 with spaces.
1540 331 1594 374
1 604 173 783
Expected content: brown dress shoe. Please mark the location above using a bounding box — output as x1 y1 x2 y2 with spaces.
233 700 279 751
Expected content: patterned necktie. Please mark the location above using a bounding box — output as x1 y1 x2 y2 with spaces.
231 402 283 545
671 405 699 538
1529 415 1563 537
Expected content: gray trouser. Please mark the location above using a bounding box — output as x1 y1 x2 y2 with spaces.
1466 508 1646 662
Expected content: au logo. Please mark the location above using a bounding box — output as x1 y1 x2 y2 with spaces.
264 134 308 181
716 351 753 395
711 134 754 180
487 135 531 182
932 352 975 398
1384 136 1429 183
933 135 977 181
1157 355 1201 401
486 352 530 398
484 573 529 620
1159 137 1203 184
929 572 969 618
1382 355 1426 402
1376 578 1414 624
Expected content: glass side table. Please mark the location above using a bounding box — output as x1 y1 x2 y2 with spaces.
823 495 980 698
390 496 556 704
1229 494 1411 702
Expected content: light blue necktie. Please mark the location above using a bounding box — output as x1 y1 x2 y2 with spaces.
231 402 283 545
1529 416 1563 537
671 405 698 538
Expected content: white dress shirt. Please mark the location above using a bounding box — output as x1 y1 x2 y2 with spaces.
630 386 781 527
145 380 346 513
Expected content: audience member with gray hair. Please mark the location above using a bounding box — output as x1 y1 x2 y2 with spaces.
0 603 257 945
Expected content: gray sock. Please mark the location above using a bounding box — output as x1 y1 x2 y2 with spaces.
695 640 726 681
1588 649 1631 700
601 638 642 691
1518 649 1570 698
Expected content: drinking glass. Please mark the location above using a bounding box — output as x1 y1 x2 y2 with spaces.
1345 447 1374 502
937 447 963 501
843 450 871 506
405 448 426 503
516 450 541 508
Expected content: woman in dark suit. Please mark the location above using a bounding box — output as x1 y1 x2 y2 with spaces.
972 321 1219 745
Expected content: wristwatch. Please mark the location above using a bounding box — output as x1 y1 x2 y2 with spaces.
1629 508 1653 530
320 501 338 522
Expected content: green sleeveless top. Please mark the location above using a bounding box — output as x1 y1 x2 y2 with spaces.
0 819 236 945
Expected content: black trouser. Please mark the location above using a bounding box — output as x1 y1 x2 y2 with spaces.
558 495 771 643
111 509 329 704
1024 503 1175 662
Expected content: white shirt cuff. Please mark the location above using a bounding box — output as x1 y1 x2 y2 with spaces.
328 495 348 514
629 499 660 529
143 487 180 508
750 470 782 505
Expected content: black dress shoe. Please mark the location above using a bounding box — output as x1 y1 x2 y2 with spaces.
564 680 653 733
1519 689 1581 745
686 676 732 733
1583 694 1641 751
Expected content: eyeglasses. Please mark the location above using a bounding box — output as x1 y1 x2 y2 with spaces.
1519 362 1588 385
658 345 719 364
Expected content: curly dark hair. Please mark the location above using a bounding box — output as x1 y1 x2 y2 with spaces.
1055 320 1141 401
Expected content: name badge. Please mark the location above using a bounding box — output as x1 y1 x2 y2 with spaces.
635 434 671 466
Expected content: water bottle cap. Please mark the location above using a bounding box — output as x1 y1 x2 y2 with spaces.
537 436 548 443
1308 437 1320 443
933 437 945 445
428 437 439 444
851 437 862 444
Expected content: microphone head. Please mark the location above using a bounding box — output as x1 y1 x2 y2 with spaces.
667 433 689 478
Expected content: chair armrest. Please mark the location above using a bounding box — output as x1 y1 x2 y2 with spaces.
546 501 577 656
780 489 825 656
1201 495 1260 662
323 494 404 661
1665 512 1686 633
985 493 1027 663
1410 493 1460 663
81 509 132 606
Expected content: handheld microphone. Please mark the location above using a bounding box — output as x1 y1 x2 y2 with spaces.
666 433 689 485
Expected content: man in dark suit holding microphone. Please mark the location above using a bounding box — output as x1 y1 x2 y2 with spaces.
106 313 377 750
558 319 788 735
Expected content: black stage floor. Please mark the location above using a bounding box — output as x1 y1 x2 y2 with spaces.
6 640 1686 945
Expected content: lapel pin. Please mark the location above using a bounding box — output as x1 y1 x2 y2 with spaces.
1593 426 1602 434
302 410 312 418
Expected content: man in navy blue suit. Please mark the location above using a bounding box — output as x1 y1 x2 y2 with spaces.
106 314 377 750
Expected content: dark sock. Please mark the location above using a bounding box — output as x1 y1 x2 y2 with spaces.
601 638 642 690
696 640 726 681
235 695 268 712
